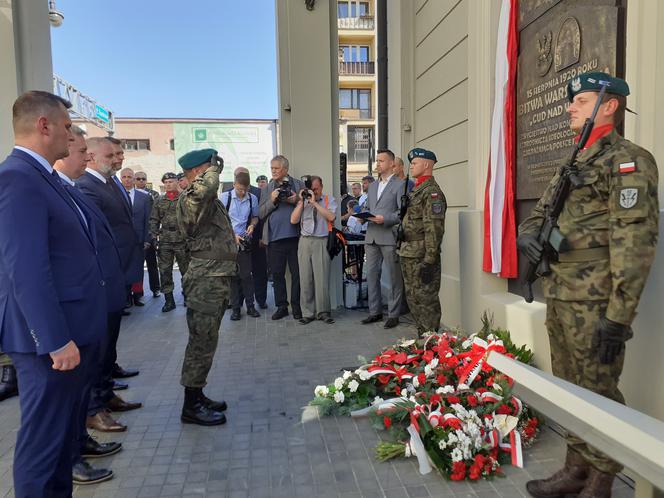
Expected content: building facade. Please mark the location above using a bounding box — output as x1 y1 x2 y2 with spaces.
79 118 278 191
337 0 377 181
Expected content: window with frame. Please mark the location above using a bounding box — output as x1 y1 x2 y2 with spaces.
347 126 373 163
340 44 370 62
339 89 371 118
121 139 151 151
337 1 369 17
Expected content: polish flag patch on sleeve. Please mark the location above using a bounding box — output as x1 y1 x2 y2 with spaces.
619 162 636 174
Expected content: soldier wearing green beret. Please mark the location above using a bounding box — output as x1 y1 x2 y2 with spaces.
176 149 238 426
149 172 190 312
519 72 659 498
398 148 447 336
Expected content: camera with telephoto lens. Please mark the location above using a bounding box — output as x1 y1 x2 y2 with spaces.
300 175 313 200
276 179 293 202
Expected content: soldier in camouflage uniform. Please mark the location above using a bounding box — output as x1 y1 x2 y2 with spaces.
519 72 658 498
398 148 446 336
176 149 238 426
149 172 190 312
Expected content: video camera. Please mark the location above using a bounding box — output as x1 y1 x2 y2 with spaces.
300 175 313 200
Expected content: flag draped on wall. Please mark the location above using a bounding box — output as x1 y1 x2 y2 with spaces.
482 0 518 278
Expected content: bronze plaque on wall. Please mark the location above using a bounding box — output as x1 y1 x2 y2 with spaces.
516 0 621 200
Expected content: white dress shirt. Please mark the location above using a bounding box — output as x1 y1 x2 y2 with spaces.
377 174 394 201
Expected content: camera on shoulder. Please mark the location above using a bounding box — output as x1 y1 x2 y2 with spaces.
301 175 312 200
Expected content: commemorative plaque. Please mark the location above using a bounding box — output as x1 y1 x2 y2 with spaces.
515 0 625 200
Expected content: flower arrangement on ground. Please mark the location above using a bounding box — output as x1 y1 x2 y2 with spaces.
310 314 541 481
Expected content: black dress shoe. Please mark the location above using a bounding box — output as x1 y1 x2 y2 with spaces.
81 436 122 458
271 307 289 320
258 301 268 309
201 391 227 412
246 307 260 318
112 364 139 378
181 388 226 426
72 461 113 485
0 365 19 402
361 314 383 324
121 310 131 316
230 309 241 321
292 309 303 320
384 317 399 329
132 297 145 307
112 380 128 391
298 316 315 325
107 394 142 412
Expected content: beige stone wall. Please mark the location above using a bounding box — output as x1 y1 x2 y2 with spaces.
388 0 664 421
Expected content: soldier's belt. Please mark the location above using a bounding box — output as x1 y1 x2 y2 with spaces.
403 233 425 242
557 246 609 263
189 249 236 261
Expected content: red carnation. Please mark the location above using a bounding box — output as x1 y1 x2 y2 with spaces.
444 418 462 430
436 374 447 386
466 395 478 407
447 396 461 404
422 350 434 363
469 463 482 480
496 404 512 415
450 461 466 481
383 416 392 429
394 352 407 364
417 373 426 385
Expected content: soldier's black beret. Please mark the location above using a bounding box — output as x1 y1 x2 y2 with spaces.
407 148 437 163
161 172 177 182
256 174 268 182
176 173 185 180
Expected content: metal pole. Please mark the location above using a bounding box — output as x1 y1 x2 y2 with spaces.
376 0 388 149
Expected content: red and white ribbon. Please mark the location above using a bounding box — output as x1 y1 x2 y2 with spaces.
457 337 506 386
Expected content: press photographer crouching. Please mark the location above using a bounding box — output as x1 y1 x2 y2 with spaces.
290 175 337 324
220 172 260 320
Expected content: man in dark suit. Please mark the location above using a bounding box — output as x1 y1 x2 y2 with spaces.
55 126 124 485
360 149 405 329
120 167 153 307
134 171 161 298
0 91 107 497
77 137 143 421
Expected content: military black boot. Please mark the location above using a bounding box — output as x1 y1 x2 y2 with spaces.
0 365 18 402
181 387 226 426
200 390 227 412
526 448 589 497
161 292 176 313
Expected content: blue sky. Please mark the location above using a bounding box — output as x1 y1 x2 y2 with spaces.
51 0 278 119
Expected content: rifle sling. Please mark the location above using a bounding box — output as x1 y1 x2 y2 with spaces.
557 246 609 263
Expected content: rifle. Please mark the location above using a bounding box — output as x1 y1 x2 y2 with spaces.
395 174 411 248
522 82 610 303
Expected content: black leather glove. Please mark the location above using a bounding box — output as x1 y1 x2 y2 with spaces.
517 234 544 265
420 263 435 285
591 317 632 364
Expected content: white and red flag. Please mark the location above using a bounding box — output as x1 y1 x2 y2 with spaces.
483 0 518 278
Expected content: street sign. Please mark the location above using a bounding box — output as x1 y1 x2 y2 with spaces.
53 75 115 133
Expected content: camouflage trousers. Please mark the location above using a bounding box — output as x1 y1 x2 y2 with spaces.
158 243 190 294
546 299 625 475
180 274 231 388
400 256 441 335
0 352 12 367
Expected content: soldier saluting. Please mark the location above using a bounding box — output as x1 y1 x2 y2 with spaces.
518 72 658 498
176 149 238 426
398 148 447 337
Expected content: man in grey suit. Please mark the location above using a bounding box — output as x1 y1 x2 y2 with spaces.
360 149 405 329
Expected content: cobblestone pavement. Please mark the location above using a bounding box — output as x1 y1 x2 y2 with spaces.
0 273 635 497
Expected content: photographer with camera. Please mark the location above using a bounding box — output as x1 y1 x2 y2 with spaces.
220 172 260 320
290 175 337 324
258 155 306 320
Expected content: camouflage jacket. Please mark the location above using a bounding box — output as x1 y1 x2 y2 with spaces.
176 165 237 277
397 177 447 264
145 188 160 203
149 193 186 245
519 129 659 325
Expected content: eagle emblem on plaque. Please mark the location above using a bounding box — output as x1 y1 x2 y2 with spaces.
536 31 553 76
555 17 581 72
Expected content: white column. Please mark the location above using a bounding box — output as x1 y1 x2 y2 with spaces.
275 0 343 307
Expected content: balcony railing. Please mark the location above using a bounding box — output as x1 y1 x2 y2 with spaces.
338 16 374 30
338 61 375 76
340 108 373 120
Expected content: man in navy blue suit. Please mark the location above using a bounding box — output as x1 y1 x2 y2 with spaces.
76 137 143 427
55 126 126 485
0 91 107 497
